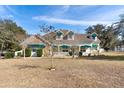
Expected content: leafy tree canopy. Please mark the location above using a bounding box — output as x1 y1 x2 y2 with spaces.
85 24 120 51
0 19 27 52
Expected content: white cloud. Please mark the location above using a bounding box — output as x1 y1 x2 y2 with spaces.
51 5 70 18
33 15 114 26
5 5 19 16
0 6 14 19
101 8 124 21
62 5 70 12
33 6 124 26
0 14 14 19
87 7 124 21
0 6 7 14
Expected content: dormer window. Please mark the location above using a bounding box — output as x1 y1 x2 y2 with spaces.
56 31 63 40
67 31 74 40
91 32 98 41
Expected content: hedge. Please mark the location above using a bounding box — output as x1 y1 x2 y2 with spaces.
69 51 73 56
5 52 14 59
22 48 31 57
25 48 31 57
37 48 43 57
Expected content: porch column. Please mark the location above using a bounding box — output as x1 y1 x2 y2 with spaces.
79 45 80 52
42 48 44 57
58 45 60 54
97 44 100 50
23 47 25 59
22 45 27 59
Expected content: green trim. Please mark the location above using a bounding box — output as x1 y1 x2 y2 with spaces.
68 31 74 35
92 44 98 48
60 45 70 48
57 31 63 36
28 43 45 48
92 33 97 37
80 45 91 48
92 33 97 39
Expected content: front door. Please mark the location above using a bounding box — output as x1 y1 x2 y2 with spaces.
31 49 37 57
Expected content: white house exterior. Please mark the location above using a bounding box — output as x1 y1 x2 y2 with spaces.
19 30 101 57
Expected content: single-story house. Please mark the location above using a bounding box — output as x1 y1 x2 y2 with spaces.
16 30 100 57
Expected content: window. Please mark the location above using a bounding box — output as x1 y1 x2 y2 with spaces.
56 35 63 40
56 35 60 39
62 49 68 52
68 32 74 40
68 34 72 39
91 33 97 40
32 49 37 52
56 31 63 40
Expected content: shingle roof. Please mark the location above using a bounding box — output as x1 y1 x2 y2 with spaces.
42 32 56 40
42 30 100 45
21 30 100 47
52 34 93 45
60 29 69 36
42 29 69 40
20 35 43 45
20 35 50 47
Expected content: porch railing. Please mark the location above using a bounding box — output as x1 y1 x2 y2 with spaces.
53 52 69 56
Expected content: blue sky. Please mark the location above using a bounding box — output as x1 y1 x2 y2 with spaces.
0 5 124 34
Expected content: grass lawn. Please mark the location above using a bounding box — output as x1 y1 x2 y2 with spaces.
0 53 124 88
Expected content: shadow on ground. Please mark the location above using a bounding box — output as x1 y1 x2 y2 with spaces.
14 65 41 70
79 55 124 61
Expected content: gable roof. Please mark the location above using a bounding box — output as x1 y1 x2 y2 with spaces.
42 30 74 40
20 35 50 47
91 32 98 36
20 29 100 47
42 32 56 40
52 33 93 45
42 29 100 45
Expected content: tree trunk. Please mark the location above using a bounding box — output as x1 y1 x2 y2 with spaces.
0 43 4 58
50 45 54 68
72 48 75 58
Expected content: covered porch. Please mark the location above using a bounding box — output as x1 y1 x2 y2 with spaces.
27 43 46 57
52 43 99 56
52 44 71 56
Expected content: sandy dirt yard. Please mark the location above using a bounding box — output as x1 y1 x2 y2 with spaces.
0 57 124 88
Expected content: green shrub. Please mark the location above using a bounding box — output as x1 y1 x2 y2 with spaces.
21 48 31 57
69 51 73 56
79 51 82 57
25 48 31 57
15 46 22 51
37 49 43 57
5 52 14 59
